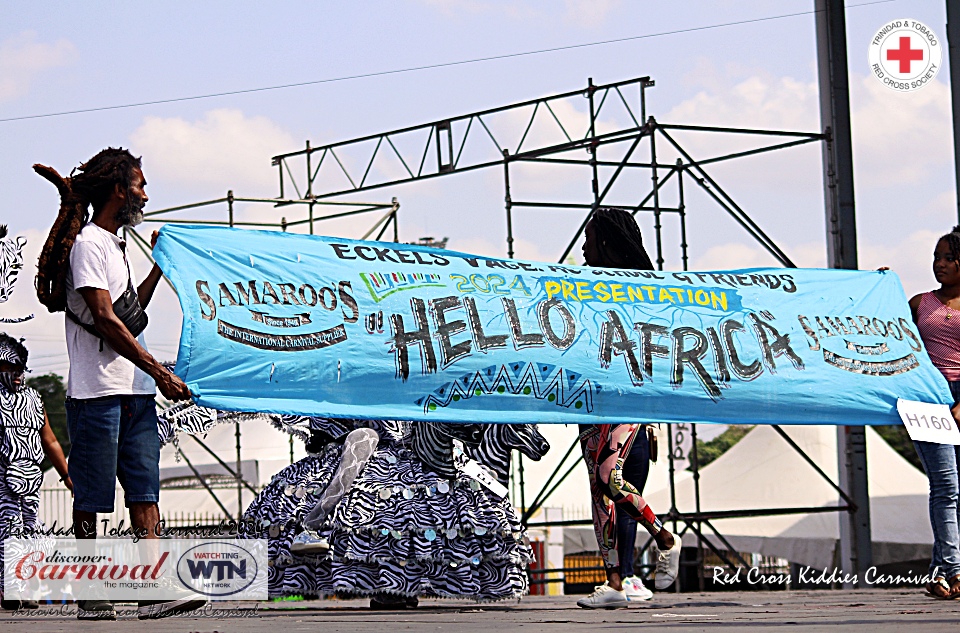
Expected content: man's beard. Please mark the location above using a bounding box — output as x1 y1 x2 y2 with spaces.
116 190 145 227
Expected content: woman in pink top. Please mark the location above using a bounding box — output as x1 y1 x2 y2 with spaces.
909 226 960 598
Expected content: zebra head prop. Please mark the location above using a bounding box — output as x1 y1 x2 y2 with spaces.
0 225 27 304
0 226 34 324
410 422 484 479
468 424 551 486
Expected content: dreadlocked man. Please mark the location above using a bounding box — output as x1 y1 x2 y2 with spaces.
0 333 71 611
34 149 204 621
576 207 680 610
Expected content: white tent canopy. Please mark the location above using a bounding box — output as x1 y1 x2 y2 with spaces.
559 425 931 568
639 425 931 568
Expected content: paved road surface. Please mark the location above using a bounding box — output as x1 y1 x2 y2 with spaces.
3 589 959 632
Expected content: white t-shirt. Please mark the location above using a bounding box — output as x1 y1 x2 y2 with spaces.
65 223 156 399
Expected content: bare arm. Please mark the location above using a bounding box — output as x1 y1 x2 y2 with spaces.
136 231 162 308
40 412 72 491
137 264 163 308
909 293 923 325
77 286 191 400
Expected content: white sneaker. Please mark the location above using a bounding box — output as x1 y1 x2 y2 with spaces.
622 575 653 601
576 582 628 609
654 535 682 590
290 529 330 555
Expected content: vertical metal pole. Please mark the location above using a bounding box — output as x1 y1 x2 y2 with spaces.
278 160 285 199
948 0 960 223
690 423 704 591
503 148 523 513
677 160 689 271
640 82 647 124
392 198 400 242
816 0 871 585
665 423 679 591
235 422 242 521
306 140 314 234
503 149 515 259
679 160 701 588
587 78 600 211
650 121 664 270
227 191 242 520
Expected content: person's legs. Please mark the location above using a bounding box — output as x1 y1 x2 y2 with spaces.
303 428 379 529
595 425 672 548
915 439 960 580
65 396 123 619
580 430 618 573
117 396 205 619
616 429 650 579
116 396 161 537
66 397 122 538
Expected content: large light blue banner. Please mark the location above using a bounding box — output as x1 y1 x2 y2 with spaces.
153 225 952 426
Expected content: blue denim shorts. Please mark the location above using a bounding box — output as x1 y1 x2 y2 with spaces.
65 395 160 513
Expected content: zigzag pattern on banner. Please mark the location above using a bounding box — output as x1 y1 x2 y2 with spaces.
415 361 600 415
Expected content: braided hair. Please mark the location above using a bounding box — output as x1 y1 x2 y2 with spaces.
34 148 142 312
587 207 655 271
940 225 960 264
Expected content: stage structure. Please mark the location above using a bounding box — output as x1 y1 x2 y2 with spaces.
123 192 399 522
269 75 855 590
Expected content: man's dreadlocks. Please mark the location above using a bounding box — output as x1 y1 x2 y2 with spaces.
588 207 655 271
33 148 142 313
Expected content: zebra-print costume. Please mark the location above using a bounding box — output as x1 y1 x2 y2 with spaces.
156 400 274 448
463 424 551 487
0 368 47 595
0 225 32 324
0 225 26 304
242 420 550 601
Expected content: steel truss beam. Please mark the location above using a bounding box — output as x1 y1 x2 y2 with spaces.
268 75 849 590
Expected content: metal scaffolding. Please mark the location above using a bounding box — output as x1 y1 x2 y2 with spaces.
269 75 856 589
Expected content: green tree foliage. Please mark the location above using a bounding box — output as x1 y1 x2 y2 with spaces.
25 373 69 471
872 425 922 472
692 425 754 469
691 423 923 473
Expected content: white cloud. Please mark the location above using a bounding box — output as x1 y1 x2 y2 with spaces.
417 0 538 20
562 0 620 28
662 60 954 190
447 235 554 263
0 31 76 102
130 109 297 192
850 74 953 186
691 240 824 271
688 227 944 300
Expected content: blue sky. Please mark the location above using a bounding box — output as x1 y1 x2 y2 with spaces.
1 1 954 499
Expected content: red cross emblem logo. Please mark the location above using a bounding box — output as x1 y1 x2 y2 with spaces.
869 20 942 92
886 36 924 73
